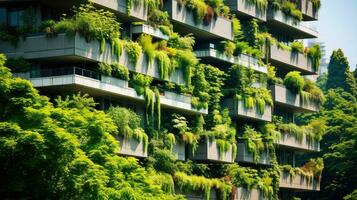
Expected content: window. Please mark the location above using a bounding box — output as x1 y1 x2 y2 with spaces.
0 8 6 25
8 8 25 27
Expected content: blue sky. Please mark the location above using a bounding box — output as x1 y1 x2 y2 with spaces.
312 0 357 70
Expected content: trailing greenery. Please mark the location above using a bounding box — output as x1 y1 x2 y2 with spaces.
174 172 232 200
308 44 322 72
284 71 305 93
290 41 304 53
124 41 142 68
107 106 149 153
280 158 324 183
156 50 174 80
247 0 268 12
98 62 130 81
138 34 155 65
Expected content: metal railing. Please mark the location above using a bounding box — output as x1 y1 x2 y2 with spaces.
30 67 101 80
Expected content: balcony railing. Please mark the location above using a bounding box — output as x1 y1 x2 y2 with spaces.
0 33 185 85
117 135 147 158
270 84 319 112
298 0 318 21
268 44 316 75
234 187 269 200
236 142 271 165
16 67 207 115
163 0 233 40
132 24 170 40
195 44 267 74
279 171 320 191
225 0 267 21
222 98 272 122
278 131 320 152
266 8 318 39
188 138 235 163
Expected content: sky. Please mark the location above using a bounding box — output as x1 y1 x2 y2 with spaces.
312 0 357 70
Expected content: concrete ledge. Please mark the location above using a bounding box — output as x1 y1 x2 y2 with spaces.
164 0 233 40
188 138 235 163
279 171 320 191
236 143 271 165
117 135 147 158
132 24 170 40
172 141 186 161
270 84 319 112
278 131 320 152
92 0 147 21
222 98 272 122
225 0 267 21
298 0 318 21
234 187 269 200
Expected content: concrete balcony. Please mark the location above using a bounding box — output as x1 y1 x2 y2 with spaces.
268 44 316 75
222 99 272 122
195 44 267 73
132 24 170 40
176 188 217 200
163 0 233 41
225 0 267 21
15 68 207 115
270 84 319 112
172 140 186 161
117 135 147 158
279 171 320 191
266 9 318 39
91 0 147 21
188 138 235 163
278 132 320 152
298 0 318 21
236 143 271 165
234 187 269 200
0 33 185 85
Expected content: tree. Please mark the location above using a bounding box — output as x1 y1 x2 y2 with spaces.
326 49 357 96
0 54 180 199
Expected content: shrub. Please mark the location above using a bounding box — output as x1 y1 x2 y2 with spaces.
138 34 155 65
98 63 112 76
290 41 304 53
111 63 129 81
124 41 142 67
308 44 322 72
284 71 305 93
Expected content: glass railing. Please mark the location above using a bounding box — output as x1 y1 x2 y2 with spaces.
30 67 101 80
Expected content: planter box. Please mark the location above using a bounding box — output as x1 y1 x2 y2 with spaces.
278 132 320 152
270 84 319 112
279 171 320 191
195 44 267 74
176 188 218 200
92 0 147 21
15 69 206 115
188 138 235 163
225 0 267 21
132 24 170 40
236 143 271 165
172 141 186 161
0 33 185 85
117 135 147 158
298 0 318 21
234 187 269 200
268 44 316 75
266 9 318 39
163 0 233 40
222 98 272 122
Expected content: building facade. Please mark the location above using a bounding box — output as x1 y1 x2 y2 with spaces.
0 0 323 199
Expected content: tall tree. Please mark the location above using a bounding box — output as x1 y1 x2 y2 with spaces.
326 49 357 96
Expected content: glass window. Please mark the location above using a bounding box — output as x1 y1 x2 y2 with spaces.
9 8 25 27
0 8 6 25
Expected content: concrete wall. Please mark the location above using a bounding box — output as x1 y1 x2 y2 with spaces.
225 0 267 21
222 98 272 122
298 0 318 20
164 0 233 40
172 141 186 161
269 44 315 74
234 187 268 200
236 143 271 165
92 0 147 21
132 24 169 40
0 33 185 85
279 171 320 191
117 135 147 158
270 84 319 112
176 188 218 200
278 132 320 152
188 138 235 163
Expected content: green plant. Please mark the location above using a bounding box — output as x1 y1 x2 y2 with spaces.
281 1 303 21
308 44 322 72
124 41 142 68
247 0 268 12
283 71 305 93
174 172 232 200
98 62 112 76
111 38 123 61
138 34 155 65
290 41 304 53
107 106 149 153
267 65 283 85
111 63 130 81
311 0 321 12
224 41 236 57
155 50 174 80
